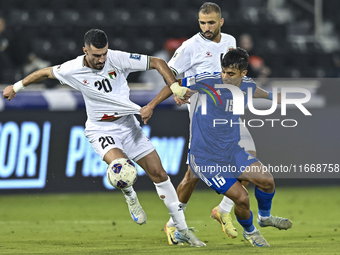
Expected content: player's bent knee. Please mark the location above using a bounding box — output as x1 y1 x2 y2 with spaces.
149 167 168 182
234 193 250 210
258 176 275 191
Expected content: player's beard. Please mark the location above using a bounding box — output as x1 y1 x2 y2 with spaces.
88 58 105 70
203 28 220 41
93 61 105 70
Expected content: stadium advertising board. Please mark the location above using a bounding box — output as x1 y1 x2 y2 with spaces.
0 110 189 193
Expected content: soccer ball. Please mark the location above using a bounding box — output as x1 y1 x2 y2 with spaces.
107 158 137 189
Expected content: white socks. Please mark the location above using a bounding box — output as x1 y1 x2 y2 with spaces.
167 202 187 228
154 176 187 230
121 186 137 200
219 196 234 214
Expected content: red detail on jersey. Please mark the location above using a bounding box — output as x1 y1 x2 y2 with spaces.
101 114 116 120
83 79 90 85
206 52 212 57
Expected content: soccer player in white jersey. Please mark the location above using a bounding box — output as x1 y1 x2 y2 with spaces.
2 29 205 247
142 2 256 244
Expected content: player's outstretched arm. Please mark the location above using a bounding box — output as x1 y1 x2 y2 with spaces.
3 67 55 101
140 79 190 124
253 86 281 104
141 85 172 124
149 57 189 100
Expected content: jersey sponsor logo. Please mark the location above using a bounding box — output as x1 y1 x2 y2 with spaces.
108 70 117 79
83 79 90 85
205 52 212 58
129 54 141 60
172 52 181 62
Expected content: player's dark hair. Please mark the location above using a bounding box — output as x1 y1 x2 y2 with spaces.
84 29 108 48
221 47 249 71
199 2 221 17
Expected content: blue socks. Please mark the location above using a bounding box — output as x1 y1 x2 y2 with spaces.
237 211 255 233
255 187 275 217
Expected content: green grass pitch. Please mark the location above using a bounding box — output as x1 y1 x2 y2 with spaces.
0 186 339 254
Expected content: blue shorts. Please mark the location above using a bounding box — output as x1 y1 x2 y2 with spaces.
189 145 259 194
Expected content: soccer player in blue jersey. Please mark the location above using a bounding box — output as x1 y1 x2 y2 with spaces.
141 48 292 247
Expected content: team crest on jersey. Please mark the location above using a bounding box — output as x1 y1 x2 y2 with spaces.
129 54 141 60
108 70 117 79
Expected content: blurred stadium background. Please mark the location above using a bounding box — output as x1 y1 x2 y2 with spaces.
0 0 339 194
0 0 340 81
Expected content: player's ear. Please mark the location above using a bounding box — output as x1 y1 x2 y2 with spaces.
83 47 87 55
220 17 224 27
241 70 248 77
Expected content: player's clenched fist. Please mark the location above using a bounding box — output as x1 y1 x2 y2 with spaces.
3 85 16 101
140 105 153 124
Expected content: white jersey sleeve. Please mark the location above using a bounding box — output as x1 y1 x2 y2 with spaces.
108 51 150 76
52 61 80 90
168 42 194 76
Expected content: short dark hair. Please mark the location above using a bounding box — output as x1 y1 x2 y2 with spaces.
221 47 249 71
84 29 108 48
199 2 221 16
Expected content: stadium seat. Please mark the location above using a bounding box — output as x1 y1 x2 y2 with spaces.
136 9 158 25
160 9 181 25
31 39 53 58
110 37 131 52
33 10 56 26
132 38 155 55
7 9 31 26
57 10 81 26
107 9 132 25
81 10 107 26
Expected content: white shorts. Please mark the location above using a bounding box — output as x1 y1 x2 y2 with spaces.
84 115 155 162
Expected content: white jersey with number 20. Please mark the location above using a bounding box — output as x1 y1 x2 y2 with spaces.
51 50 149 123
